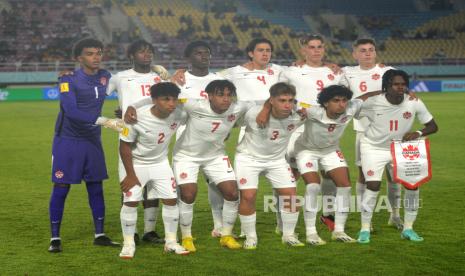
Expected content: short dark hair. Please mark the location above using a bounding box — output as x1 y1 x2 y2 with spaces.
269 82 296 98
382 69 409 92
72 38 104 59
150 82 180 98
127 39 154 59
353 38 376 48
184 40 211 58
299 34 325 47
205 80 236 97
317 85 353 106
245 38 273 60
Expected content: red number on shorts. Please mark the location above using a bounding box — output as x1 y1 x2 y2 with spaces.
270 130 279 140
359 81 367 92
316 80 324 91
200 90 208 99
328 124 336 132
257 75 266 85
223 157 232 168
141 84 152 96
389 120 398 131
211 122 221 133
158 133 165 144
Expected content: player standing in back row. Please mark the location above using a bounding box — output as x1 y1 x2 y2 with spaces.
48 38 122 253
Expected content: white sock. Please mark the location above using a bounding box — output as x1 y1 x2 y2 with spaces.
281 210 299 237
361 189 379 232
178 200 194 238
304 183 320 235
221 199 239 236
239 213 257 240
207 181 224 230
321 177 337 216
403 189 420 230
387 181 402 218
143 206 158 234
162 204 179 243
334 187 351 233
120 205 137 245
273 189 283 231
356 181 366 211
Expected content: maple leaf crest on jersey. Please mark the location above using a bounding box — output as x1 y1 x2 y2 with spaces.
267 68 274 75
340 116 348 123
403 111 412 119
372 74 380 80
287 124 295 131
154 76 161 83
239 178 247 185
306 162 313 168
367 170 374 176
227 114 236 122
170 122 178 130
327 74 335 80
100 77 107 85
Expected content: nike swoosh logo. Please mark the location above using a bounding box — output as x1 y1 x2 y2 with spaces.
145 130 152 133
376 113 383 116
127 79 135 81
184 86 191 89
301 73 309 76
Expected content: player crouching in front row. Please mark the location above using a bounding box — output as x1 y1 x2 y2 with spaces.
119 82 189 258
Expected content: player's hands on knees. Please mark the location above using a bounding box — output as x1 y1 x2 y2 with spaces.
170 69 187 85
153 65 170 80
114 107 122 119
324 63 342 74
402 132 421 141
124 106 138 124
121 175 141 193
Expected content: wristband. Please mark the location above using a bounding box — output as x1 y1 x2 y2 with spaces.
415 130 423 136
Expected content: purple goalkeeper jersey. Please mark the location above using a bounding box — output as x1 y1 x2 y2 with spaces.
54 68 111 139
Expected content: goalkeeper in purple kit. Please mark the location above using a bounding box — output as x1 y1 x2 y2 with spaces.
48 38 123 253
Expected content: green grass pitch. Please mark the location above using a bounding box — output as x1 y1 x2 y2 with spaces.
0 93 463 275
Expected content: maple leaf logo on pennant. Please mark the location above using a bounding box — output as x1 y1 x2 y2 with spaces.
402 144 420 160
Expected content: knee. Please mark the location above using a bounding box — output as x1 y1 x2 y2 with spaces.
143 199 158 208
223 189 238 201
366 181 381 191
180 191 196 204
240 191 255 203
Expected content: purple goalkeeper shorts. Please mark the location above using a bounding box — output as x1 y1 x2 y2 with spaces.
51 136 108 184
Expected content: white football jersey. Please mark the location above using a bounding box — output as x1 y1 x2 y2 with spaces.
340 64 394 131
179 72 224 100
236 105 306 160
120 105 187 166
173 99 253 160
280 65 343 108
106 69 163 113
295 99 363 152
219 64 284 102
357 95 433 149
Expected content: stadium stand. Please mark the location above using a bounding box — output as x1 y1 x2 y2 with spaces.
0 0 464 73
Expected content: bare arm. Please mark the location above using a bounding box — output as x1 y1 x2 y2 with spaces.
119 140 140 192
403 119 438 141
256 99 272 128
